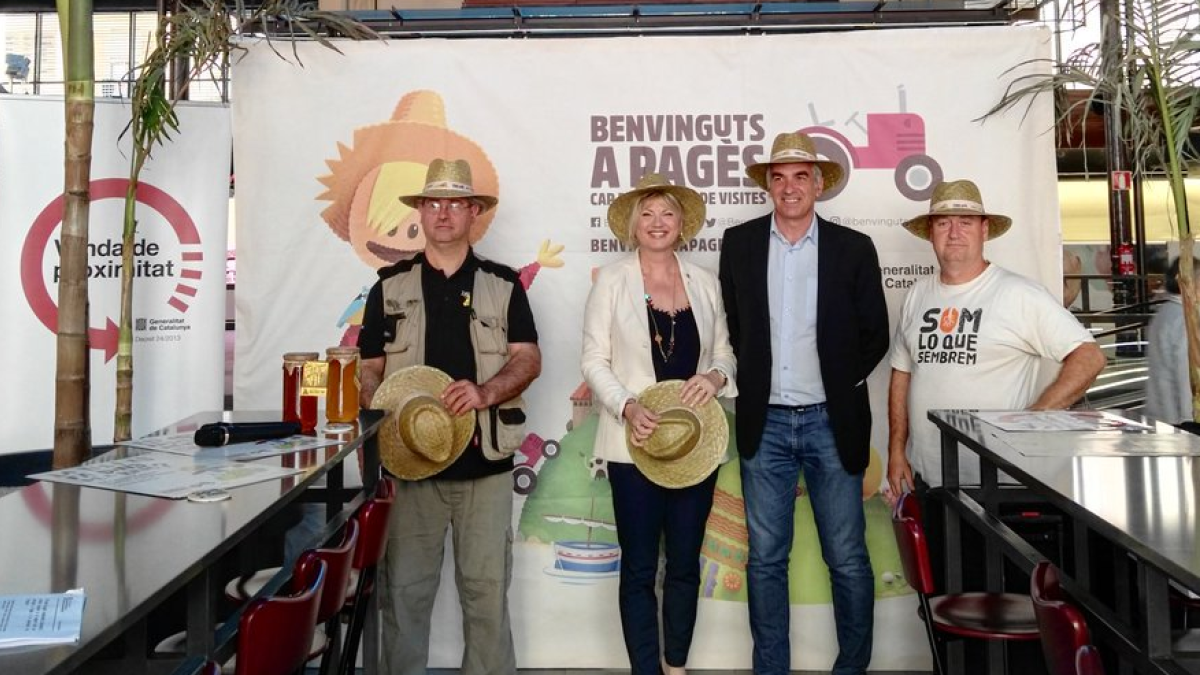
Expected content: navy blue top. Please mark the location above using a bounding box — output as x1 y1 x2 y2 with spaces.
647 305 700 382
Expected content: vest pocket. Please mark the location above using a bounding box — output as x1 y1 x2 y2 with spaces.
473 314 509 355
384 310 416 355
488 399 526 457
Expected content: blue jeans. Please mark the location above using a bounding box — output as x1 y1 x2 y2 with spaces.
741 405 873 675
609 462 718 675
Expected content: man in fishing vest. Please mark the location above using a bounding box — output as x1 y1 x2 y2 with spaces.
359 158 541 675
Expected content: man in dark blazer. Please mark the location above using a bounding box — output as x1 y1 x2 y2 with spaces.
718 132 889 675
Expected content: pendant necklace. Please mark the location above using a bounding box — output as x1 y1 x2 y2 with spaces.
644 268 679 363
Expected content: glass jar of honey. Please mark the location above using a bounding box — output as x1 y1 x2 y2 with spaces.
325 346 360 424
283 352 320 433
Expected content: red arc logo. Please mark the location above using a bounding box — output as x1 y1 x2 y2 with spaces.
19 178 203 362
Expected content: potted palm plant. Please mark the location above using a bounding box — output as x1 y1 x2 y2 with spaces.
109 1 376 443
985 0 1200 419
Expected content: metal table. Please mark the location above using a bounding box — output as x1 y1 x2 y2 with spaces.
930 409 1200 675
0 410 382 675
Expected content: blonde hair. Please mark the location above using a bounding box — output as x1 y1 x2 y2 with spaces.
625 190 684 248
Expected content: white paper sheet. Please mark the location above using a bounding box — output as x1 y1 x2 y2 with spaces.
0 589 85 649
28 453 303 499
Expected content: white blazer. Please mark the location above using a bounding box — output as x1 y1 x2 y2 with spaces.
581 253 738 464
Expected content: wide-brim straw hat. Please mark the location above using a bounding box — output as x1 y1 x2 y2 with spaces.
626 380 728 488
902 179 1012 240
745 132 845 192
607 173 706 245
399 158 498 212
370 365 476 480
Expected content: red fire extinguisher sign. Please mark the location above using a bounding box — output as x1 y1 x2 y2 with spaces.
1117 242 1136 275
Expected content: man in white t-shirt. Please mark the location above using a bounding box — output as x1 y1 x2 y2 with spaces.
887 180 1106 491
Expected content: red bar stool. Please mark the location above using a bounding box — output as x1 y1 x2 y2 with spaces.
181 553 332 675
1031 560 1092 675
233 551 327 675
891 491 1039 675
225 519 359 675
1075 644 1106 675
224 477 394 675
338 475 396 675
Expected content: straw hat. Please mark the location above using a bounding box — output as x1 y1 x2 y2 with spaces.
745 132 845 192
370 365 476 480
399 158 498 212
627 380 728 488
607 173 706 246
902 179 1012 240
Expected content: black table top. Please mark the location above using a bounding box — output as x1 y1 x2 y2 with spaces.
0 410 380 675
929 409 1200 595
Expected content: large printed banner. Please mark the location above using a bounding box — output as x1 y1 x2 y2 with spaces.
232 27 1058 670
1 97 231 453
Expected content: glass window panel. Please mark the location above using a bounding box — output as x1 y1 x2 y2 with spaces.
132 12 157 74
94 13 132 97
188 53 228 102
38 13 63 91
0 14 37 93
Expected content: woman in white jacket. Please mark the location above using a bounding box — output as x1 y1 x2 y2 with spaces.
581 173 737 675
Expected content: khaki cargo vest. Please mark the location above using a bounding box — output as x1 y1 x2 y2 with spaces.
379 261 526 460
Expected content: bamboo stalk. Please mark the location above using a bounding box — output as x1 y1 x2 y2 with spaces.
53 0 94 468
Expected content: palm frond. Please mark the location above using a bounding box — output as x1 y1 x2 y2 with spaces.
984 0 1200 199
123 0 380 162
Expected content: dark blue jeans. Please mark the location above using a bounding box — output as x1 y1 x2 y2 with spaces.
609 461 719 675
741 405 873 675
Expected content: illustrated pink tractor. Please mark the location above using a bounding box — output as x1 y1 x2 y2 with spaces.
513 433 561 495
799 112 942 202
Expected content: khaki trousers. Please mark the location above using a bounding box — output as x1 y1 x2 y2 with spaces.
379 471 515 675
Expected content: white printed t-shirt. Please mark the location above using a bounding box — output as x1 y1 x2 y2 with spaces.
890 263 1095 486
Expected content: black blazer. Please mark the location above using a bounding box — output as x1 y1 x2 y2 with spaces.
718 214 889 474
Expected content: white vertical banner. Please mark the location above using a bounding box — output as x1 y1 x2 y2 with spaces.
0 97 231 453
232 26 1056 670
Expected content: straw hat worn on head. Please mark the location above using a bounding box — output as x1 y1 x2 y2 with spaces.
902 179 1012 240
370 365 476 480
399 158 498 212
626 380 729 489
745 132 845 192
607 173 707 246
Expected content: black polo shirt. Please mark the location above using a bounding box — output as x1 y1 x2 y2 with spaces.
359 250 538 480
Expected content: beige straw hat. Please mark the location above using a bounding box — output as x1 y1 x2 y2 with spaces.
370 365 476 480
399 158 498 212
745 132 845 192
627 380 728 488
606 173 707 246
902 179 1012 240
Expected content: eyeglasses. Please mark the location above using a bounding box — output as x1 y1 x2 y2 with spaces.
420 199 473 214
930 216 985 231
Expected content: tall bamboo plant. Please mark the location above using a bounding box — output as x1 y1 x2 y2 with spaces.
53 0 94 468
112 1 377 441
984 0 1200 419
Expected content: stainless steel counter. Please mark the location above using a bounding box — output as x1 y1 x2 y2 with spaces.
0 410 381 675
931 409 1200 675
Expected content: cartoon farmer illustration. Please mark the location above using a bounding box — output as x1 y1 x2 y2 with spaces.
317 90 563 345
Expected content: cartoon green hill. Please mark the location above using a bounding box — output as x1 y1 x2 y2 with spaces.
518 413 617 545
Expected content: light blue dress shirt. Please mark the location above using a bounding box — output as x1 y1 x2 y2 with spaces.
767 215 826 405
